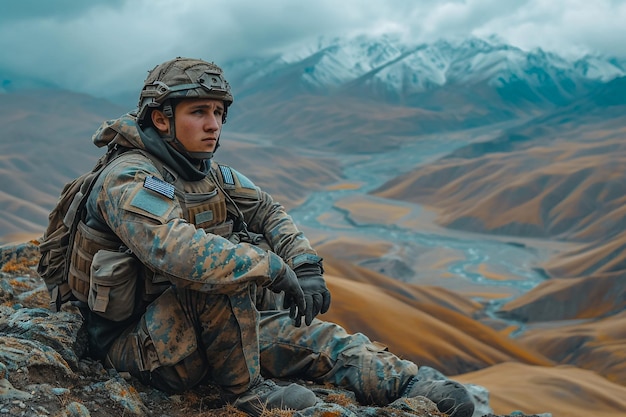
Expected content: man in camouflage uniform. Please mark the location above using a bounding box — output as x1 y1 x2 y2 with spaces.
75 57 474 417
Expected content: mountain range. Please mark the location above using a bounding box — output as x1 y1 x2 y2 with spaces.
217 35 626 153
1 35 626 416
226 36 625 99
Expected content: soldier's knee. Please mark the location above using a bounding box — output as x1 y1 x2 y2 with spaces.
107 319 207 394
148 351 208 393
338 340 417 405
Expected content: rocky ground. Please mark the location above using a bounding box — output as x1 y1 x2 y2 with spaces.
0 241 546 417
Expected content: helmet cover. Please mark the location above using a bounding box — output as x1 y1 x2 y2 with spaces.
137 57 233 126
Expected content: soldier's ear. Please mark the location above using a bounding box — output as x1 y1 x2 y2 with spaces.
151 109 170 134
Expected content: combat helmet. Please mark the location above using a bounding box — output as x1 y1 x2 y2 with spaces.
137 57 234 128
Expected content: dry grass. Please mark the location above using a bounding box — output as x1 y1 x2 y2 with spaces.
186 403 295 417
324 392 355 407
1 257 37 274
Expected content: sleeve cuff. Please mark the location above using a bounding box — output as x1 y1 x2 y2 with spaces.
288 253 323 272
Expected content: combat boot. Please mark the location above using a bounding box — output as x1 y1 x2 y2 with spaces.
231 379 318 416
402 377 474 417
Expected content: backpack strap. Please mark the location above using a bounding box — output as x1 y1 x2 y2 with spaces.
50 168 103 311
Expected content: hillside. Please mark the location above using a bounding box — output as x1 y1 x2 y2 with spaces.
368 76 626 403
0 90 126 242
371 76 626 243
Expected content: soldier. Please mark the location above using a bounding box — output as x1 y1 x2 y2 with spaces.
75 57 475 417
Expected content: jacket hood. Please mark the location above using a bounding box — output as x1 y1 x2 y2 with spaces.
92 112 209 181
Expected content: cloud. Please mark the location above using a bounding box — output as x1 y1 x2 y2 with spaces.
472 0 626 57
1 0 625 100
0 0 126 22
416 0 532 39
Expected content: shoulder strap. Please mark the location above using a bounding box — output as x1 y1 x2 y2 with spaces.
63 148 143 229
64 148 167 259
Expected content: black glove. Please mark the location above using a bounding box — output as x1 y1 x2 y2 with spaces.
268 256 306 322
294 263 331 327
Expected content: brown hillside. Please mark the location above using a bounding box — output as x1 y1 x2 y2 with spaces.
455 362 626 417
498 270 626 322
230 93 463 153
320 257 552 376
543 229 626 277
215 133 342 209
373 137 626 241
0 90 126 240
517 310 626 386
359 96 626 403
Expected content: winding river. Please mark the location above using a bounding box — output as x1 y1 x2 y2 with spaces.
286 133 550 328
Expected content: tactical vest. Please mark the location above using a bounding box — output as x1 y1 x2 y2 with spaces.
68 150 252 308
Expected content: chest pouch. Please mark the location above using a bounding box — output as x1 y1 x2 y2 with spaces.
178 181 227 231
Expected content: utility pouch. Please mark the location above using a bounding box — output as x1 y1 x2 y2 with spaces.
88 248 139 321
180 185 227 231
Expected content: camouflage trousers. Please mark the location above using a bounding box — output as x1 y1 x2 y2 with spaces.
106 285 418 405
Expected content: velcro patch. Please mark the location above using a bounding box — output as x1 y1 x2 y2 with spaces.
234 171 256 189
195 210 214 225
219 166 235 185
144 176 175 199
130 188 172 218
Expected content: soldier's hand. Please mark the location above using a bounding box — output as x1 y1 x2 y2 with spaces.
294 263 331 327
267 254 306 322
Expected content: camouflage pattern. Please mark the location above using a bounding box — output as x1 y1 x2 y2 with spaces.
107 287 258 394
258 310 418 405
83 113 419 402
90 114 318 271
137 57 234 126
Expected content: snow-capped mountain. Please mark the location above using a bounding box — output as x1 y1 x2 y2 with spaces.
219 35 625 152
223 35 626 108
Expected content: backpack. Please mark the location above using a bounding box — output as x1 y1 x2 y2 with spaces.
37 147 129 311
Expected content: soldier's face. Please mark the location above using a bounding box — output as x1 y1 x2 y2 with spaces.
156 98 224 153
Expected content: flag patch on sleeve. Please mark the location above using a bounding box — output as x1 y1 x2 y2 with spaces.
144 176 175 199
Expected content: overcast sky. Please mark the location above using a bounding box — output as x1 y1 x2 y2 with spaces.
2 0 625 100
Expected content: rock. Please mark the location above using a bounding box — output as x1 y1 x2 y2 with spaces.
62 402 91 417
0 335 75 381
92 376 150 416
0 376 32 401
0 306 87 369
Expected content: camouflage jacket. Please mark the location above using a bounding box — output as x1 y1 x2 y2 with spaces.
86 112 321 291
81 113 321 356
